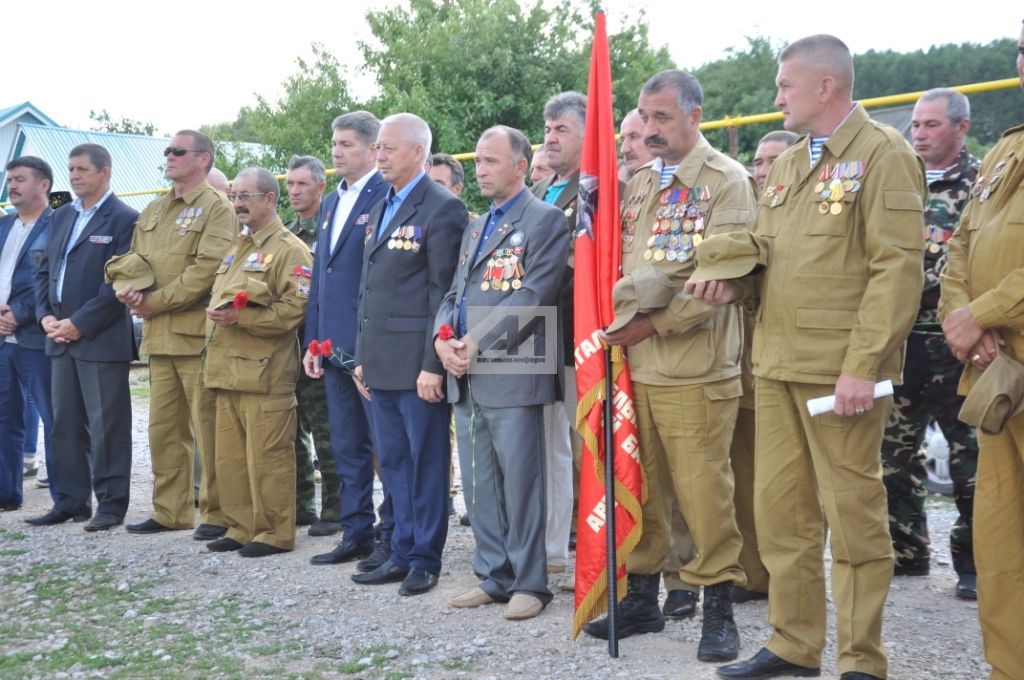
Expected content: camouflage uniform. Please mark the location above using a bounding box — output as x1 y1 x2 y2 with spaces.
881 146 980 574
287 214 340 521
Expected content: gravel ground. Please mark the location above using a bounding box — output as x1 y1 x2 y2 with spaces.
0 366 989 679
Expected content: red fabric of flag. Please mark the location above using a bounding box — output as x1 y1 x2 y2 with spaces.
571 10 645 641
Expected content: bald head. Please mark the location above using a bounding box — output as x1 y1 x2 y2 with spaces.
779 34 855 95
206 167 229 193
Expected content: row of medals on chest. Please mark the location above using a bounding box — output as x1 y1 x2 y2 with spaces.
482 245 525 291
811 161 864 216
971 158 1009 203
632 186 712 263
387 226 422 252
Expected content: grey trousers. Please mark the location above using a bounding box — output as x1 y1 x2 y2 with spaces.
455 393 551 604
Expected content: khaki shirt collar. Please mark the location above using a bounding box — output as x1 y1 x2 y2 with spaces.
175 178 212 206
247 216 285 248
673 133 712 187
821 103 867 159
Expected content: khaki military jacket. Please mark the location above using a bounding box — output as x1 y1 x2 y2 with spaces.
940 123 1024 389
203 217 312 394
128 180 237 356
749 104 925 384
620 134 757 387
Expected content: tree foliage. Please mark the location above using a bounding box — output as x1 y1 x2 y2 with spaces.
89 109 157 137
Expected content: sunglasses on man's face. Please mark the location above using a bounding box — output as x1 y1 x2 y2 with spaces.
163 146 202 157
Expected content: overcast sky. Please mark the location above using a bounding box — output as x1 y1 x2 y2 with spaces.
8 1 1020 138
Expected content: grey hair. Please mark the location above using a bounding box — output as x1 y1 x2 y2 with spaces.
543 91 586 133
779 34 855 94
641 70 703 114
235 167 281 197
758 130 800 147
380 113 433 164
480 125 534 165
331 111 381 147
918 88 971 124
287 155 327 184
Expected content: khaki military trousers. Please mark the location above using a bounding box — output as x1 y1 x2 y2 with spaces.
148 355 222 528
731 406 769 593
975 413 1024 680
627 380 745 586
215 390 298 550
755 378 893 678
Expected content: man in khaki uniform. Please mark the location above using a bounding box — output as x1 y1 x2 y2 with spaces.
939 22 1024 680
203 167 312 557
116 130 237 538
689 35 924 680
586 69 755 664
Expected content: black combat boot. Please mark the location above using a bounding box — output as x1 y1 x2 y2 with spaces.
698 581 739 662
583 573 665 640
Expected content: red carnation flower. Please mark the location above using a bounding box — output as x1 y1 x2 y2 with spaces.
319 339 333 356
438 324 455 341
308 339 321 356
231 291 249 309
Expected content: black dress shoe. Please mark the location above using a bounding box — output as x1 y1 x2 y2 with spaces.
239 541 289 557
1 503 21 512
351 559 408 585
308 520 343 537
717 648 820 679
356 540 392 572
459 513 470 527
399 569 439 596
84 513 123 532
207 538 244 552
956 573 977 600
839 673 883 680
893 559 929 576
295 511 318 526
310 539 373 565
663 589 699 619
25 507 91 526
192 524 228 541
732 585 769 603
125 518 179 534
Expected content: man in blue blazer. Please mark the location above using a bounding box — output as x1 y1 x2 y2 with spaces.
305 111 395 567
27 144 138 530
0 157 56 512
349 113 467 596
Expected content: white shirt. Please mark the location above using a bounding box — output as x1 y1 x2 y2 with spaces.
330 168 377 254
0 216 37 344
57 188 114 302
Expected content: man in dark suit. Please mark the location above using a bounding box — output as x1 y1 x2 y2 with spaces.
530 91 585 577
26 144 137 530
350 112 466 596
0 156 56 513
437 125 568 620
306 111 395 568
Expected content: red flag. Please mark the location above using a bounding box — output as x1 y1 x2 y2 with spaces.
572 10 645 640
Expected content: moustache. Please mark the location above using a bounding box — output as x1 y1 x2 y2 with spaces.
644 135 668 147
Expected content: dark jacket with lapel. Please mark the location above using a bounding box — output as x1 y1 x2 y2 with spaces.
304 171 389 354
436 191 568 407
356 175 467 390
35 195 138 361
531 172 579 366
0 206 52 350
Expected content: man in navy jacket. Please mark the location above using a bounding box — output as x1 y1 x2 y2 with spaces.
305 111 394 567
28 144 137 530
0 157 56 512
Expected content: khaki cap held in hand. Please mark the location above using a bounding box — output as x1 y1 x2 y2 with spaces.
606 267 677 335
691 231 767 282
104 252 155 292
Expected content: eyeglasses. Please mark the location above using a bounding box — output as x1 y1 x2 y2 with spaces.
225 192 268 202
163 146 204 157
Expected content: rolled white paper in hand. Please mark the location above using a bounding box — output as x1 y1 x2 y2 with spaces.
806 379 894 417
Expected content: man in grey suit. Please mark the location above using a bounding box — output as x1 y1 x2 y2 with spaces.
28 144 137 531
436 125 569 621
350 113 467 596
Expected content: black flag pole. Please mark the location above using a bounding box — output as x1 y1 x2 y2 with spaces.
604 348 619 657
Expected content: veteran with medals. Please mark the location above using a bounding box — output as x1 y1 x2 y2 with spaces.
587 69 756 665
114 130 237 538
202 167 312 557
688 36 925 680
437 125 568 621
350 113 466 595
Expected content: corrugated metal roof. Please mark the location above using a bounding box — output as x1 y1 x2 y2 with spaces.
0 101 58 128
3 124 265 211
